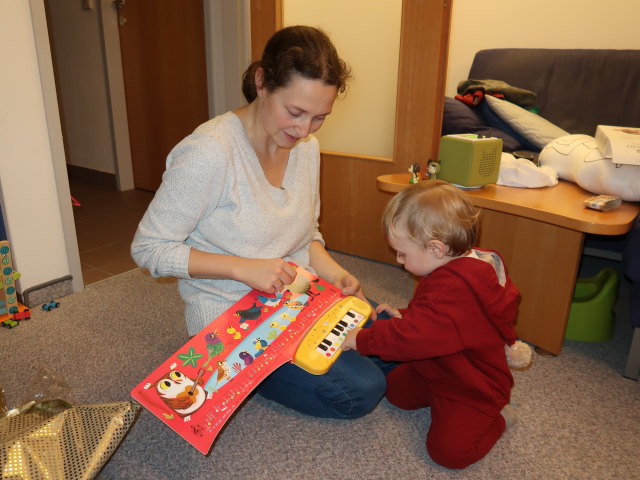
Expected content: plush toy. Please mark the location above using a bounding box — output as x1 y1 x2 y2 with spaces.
505 340 533 370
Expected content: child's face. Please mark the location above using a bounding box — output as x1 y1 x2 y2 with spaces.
389 233 445 277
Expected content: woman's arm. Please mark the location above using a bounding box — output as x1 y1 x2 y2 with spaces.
188 250 296 294
308 241 377 319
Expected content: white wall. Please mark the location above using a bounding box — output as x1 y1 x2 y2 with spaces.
0 1 74 294
283 0 402 159
446 0 640 97
46 0 116 174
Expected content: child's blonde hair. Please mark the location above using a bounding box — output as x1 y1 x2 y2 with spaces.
382 180 480 257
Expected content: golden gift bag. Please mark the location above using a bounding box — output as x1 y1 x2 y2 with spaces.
0 399 139 480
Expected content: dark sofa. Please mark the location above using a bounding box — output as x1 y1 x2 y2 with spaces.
447 48 640 378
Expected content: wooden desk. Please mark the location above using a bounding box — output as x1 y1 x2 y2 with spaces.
377 173 640 355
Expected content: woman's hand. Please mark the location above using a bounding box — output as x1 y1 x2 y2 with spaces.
333 272 377 320
188 249 296 294
307 241 377 319
333 271 361 297
232 258 297 294
375 303 402 318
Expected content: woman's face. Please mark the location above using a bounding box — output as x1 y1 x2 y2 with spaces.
257 72 338 148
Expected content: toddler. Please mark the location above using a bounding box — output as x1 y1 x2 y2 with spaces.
343 180 520 469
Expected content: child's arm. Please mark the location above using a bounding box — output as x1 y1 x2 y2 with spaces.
341 303 402 352
342 305 403 351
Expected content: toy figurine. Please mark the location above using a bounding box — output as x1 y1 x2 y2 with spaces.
427 160 441 180
408 162 421 184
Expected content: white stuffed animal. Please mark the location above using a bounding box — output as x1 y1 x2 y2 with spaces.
505 340 533 370
539 134 640 201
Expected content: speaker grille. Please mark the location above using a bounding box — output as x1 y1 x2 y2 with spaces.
479 149 499 177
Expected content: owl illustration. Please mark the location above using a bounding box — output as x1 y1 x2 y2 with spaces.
154 370 210 421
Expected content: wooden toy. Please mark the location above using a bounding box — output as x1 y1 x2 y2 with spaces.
0 241 27 322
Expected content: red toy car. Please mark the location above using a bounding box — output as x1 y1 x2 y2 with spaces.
13 309 31 321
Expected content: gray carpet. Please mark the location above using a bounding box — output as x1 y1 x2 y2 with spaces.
1 251 639 480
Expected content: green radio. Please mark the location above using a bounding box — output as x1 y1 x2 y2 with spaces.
437 134 503 187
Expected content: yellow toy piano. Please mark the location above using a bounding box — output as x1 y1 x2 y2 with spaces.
293 296 371 374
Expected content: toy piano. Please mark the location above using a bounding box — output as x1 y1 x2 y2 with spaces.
130 265 370 455
293 296 369 374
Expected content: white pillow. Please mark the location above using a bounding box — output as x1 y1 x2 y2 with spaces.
485 95 569 150
540 134 640 201
538 134 598 182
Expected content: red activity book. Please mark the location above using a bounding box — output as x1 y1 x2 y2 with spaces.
130 265 370 455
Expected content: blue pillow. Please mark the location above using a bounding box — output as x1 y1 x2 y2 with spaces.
477 100 539 152
442 97 525 152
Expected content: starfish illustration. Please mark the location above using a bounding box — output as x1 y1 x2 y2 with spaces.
177 347 204 368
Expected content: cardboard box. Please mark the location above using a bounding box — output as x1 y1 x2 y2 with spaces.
595 125 640 165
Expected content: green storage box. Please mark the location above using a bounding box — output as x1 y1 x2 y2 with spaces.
565 268 619 342
438 134 503 187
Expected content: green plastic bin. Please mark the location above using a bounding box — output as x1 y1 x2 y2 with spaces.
565 268 619 342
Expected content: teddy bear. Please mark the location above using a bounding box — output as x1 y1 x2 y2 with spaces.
505 340 533 370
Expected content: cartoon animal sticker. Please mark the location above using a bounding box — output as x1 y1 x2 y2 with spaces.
234 303 263 323
204 294 310 392
147 367 212 421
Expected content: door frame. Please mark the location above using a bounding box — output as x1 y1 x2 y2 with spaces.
32 0 251 292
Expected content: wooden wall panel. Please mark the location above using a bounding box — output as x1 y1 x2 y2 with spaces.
250 0 281 61
321 0 453 263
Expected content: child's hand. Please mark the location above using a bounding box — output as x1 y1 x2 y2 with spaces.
342 327 361 351
375 303 402 318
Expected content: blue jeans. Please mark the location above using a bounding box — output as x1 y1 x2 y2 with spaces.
257 303 397 419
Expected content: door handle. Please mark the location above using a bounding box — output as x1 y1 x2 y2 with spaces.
113 0 126 9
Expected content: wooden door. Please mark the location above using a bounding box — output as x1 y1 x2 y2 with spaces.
250 0 452 264
117 0 210 191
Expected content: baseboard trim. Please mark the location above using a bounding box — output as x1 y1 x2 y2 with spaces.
66 164 117 189
20 275 74 307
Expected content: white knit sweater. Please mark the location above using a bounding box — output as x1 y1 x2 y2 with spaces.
131 112 324 336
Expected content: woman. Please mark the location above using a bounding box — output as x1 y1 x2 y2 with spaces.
131 26 386 418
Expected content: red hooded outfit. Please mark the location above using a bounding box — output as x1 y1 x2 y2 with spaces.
356 249 520 469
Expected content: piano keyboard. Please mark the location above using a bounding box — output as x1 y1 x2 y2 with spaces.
293 296 371 374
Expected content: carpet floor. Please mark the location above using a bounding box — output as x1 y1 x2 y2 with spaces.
1 252 638 479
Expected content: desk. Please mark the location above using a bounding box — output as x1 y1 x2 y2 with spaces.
377 174 640 355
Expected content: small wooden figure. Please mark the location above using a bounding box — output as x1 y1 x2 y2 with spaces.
408 162 421 184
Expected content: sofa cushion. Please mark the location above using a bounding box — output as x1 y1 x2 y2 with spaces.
442 97 525 152
467 49 640 136
477 99 538 151
484 95 569 150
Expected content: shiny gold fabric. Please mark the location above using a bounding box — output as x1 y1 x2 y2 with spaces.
0 400 139 480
